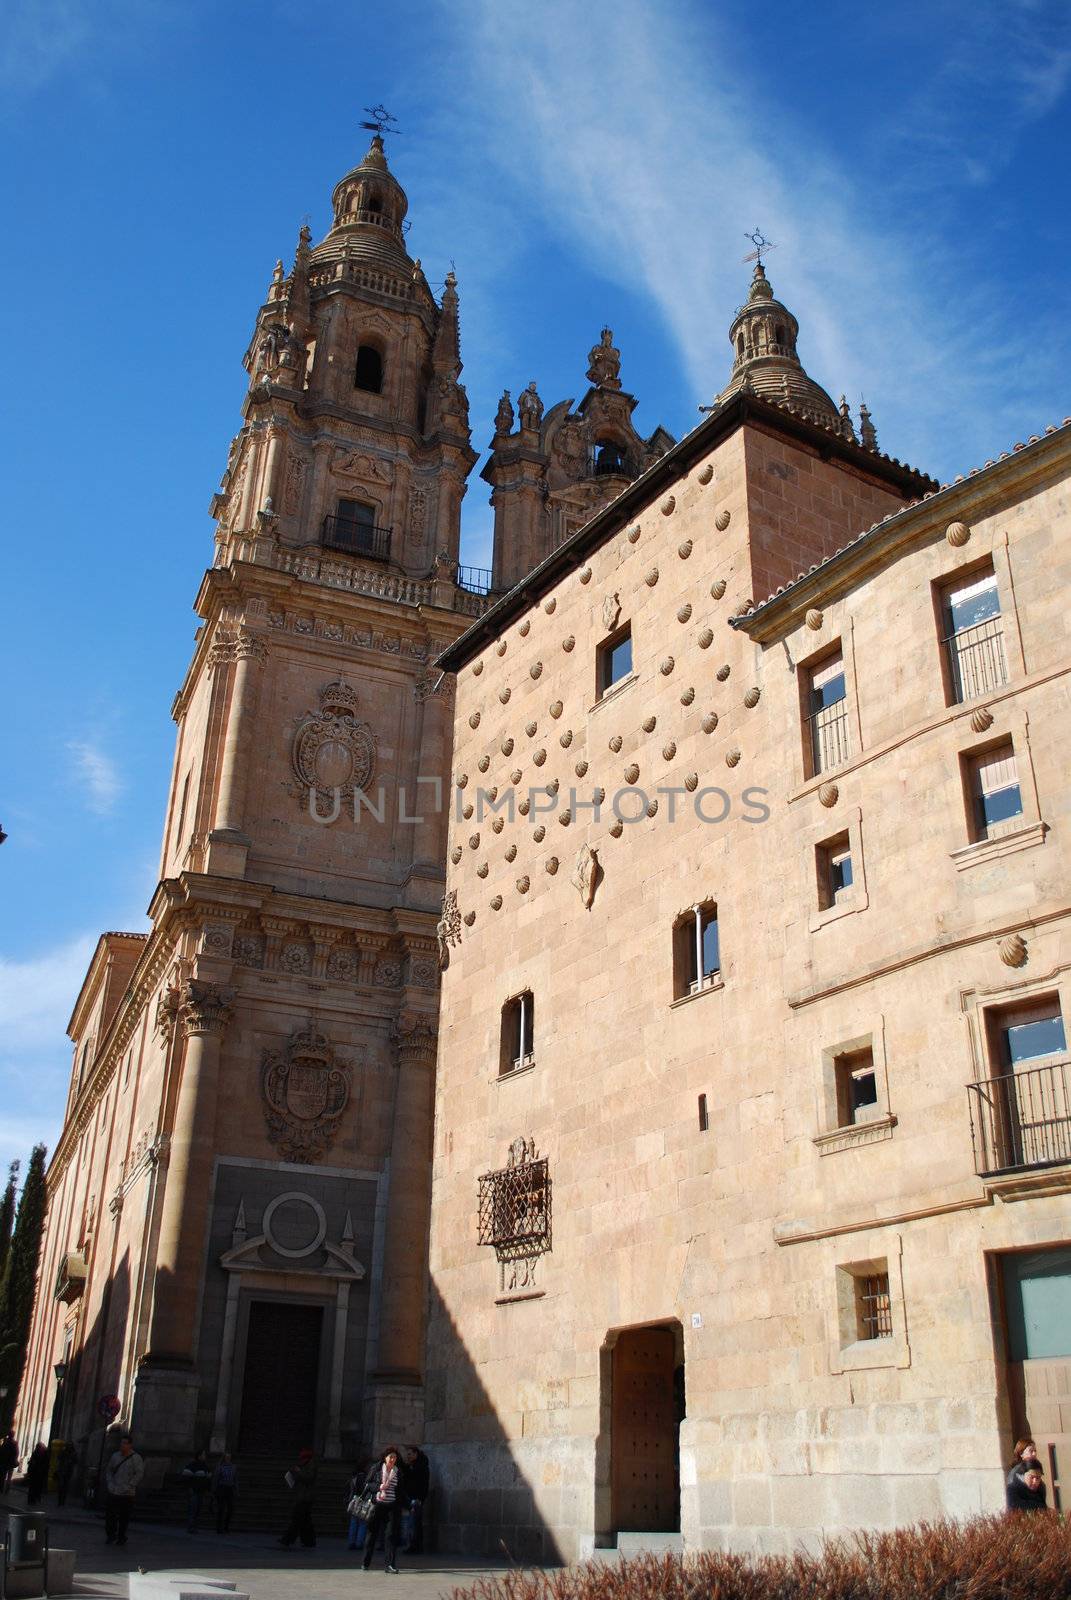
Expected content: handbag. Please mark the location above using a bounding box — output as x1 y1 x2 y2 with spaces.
348 1490 376 1522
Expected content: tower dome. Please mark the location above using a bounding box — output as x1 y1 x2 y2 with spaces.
719 262 838 427
312 134 414 274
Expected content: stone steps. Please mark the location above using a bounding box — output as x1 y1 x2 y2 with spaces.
587 1531 684 1562
137 1459 357 1537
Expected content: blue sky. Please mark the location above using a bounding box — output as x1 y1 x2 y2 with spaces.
1 0 1069 1176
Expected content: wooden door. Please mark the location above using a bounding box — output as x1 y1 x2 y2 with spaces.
611 1327 679 1532
237 1301 323 1456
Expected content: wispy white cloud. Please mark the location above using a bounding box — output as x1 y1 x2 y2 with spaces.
68 739 122 815
0 930 97 1053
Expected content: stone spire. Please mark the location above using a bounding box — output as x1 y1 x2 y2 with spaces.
313 134 414 274
719 261 838 428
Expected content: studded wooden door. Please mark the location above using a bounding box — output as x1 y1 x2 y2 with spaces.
611 1327 679 1532
237 1301 323 1455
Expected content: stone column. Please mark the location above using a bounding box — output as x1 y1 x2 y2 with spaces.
366 1012 436 1445
407 674 452 893
133 980 234 1453
206 628 268 876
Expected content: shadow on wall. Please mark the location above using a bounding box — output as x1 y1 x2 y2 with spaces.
38 1255 132 1500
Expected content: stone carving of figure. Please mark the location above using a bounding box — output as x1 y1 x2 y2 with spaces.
586 327 621 389
495 390 515 436
553 416 586 478
518 381 543 433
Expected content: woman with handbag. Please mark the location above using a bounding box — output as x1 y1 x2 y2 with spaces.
361 1448 406 1573
346 1459 376 1552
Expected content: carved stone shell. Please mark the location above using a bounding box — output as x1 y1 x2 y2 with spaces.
818 782 839 808
469 833 480 849
526 720 538 737
698 627 714 649
647 797 659 816
492 817 505 834
463 910 476 926
627 524 642 544
547 777 560 795
501 736 514 756
487 786 498 802
544 597 557 614
462 803 474 820
805 608 824 631
560 730 573 747
999 933 1028 968
663 742 677 761
970 706 994 733
593 787 606 804
533 825 546 843
711 579 727 600
661 495 676 516
518 797 530 815
517 876 530 893
496 640 507 656
677 604 693 623
499 687 511 704
642 716 657 733
725 748 741 767
680 686 696 706
579 566 592 584
563 635 575 651
456 772 469 789
530 661 543 680
716 664 731 681
519 620 531 637
684 772 699 791
478 755 490 773
505 844 517 862
678 541 693 560
469 711 481 729
491 895 503 910
715 509 731 531
609 819 624 838
625 763 640 784
533 747 547 765
697 463 714 485
609 734 623 752
546 856 559 874
559 809 572 826
510 768 523 784
451 846 462 864
473 660 484 676
550 701 563 719
701 712 718 733
660 657 675 676
744 686 761 708
946 520 971 547
645 567 660 586
477 862 489 877
575 760 589 777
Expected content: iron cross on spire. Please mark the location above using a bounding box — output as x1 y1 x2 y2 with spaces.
742 228 776 266
359 104 401 137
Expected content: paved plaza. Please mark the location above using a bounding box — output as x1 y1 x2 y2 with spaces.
1 1496 516 1600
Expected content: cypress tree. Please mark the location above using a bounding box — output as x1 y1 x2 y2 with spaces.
0 1161 18 1282
0 1145 47 1432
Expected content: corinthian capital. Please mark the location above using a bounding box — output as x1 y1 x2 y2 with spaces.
392 1010 437 1064
180 980 236 1037
234 627 269 663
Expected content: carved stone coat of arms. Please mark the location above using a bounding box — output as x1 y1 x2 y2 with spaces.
261 1020 350 1163
292 680 375 817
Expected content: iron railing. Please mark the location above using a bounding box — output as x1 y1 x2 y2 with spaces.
967 1061 1071 1176
586 451 634 479
454 564 495 596
320 515 392 562
809 701 851 774
944 616 1008 703
477 1156 550 1261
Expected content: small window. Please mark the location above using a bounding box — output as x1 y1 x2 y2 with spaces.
976 1000 1070 1173
804 649 850 775
941 565 1007 703
355 344 384 394
965 741 1023 841
817 832 853 910
500 992 534 1075
996 1001 1067 1070
597 624 632 698
737 333 745 357
856 1270 892 1340
673 902 720 999
834 1046 878 1126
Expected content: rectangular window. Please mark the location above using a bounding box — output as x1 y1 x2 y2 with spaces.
967 742 1024 840
942 565 1007 703
834 1046 878 1126
500 991 535 1075
806 650 850 775
970 999 1071 1174
1000 1247 1071 1361
674 903 720 998
856 1271 893 1340
817 832 853 910
597 625 633 697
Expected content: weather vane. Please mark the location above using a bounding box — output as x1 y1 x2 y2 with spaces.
360 105 401 137
742 228 776 266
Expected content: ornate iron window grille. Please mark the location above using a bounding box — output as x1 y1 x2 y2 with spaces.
477 1141 551 1263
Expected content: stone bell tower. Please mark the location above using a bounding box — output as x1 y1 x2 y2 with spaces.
18 133 489 1473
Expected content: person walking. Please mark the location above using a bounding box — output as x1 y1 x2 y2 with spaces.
362 1448 405 1574
24 1443 49 1506
402 1445 430 1554
104 1435 144 1546
347 1459 375 1552
0 1432 18 1492
56 1440 79 1507
278 1448 317 1549
212 1452 238 1534
181 1449 211 1533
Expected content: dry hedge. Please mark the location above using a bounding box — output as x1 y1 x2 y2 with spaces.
453 1515 1071 1600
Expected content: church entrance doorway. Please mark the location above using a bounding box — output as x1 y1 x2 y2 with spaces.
237 1300 323 1456
602 1322 684 1536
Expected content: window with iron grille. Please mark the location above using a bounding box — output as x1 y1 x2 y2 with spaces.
941 565 1007 704
803 649 851 776
477 1138 551 1262
856 1271 892 1339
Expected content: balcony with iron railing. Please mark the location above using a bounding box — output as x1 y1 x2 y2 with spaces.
809 701 851 775
967 1060 1071 1177
319 514 392 562
454 564 496 597
945 615 1008 703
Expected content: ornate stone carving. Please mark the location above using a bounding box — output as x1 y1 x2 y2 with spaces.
437 890 463 970
154 985 181 1043
499 687 511 704
326 946 357 982
560 730 573 748
970 706 995 733
818 782 839 808
661 495 676 516
332 448 390 482
645 568 659 586
550 701 563 719
292 681 375 818
744 686 761 708
562 635 575 651
280 940 312 975
579 567 592 584
681 687 696 706
374 959 402 986
624 763 640 784
518 381 543 432
393 1011 437 1060
716 664 731 681
677 605 692 623
659 657 675 676
715 509 731 531
627 524 641 544
544 597 557 615
678 541 693 560
572 843 600 908
587 326 621 387
698 627 714 649
609 734 623 753
663 742 677 761
494 389 515 436
725 748 742 767
701 713 718 733
283 455 306 516
603 592 621 631
642 717 657 733
805 608 824 631
946 521 971 548
180 981 235 1037
234 933 266 969
999 933 1028 968
697 464 714 485
711 579 727 600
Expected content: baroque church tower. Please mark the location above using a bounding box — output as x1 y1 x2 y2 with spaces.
16 136 488 1467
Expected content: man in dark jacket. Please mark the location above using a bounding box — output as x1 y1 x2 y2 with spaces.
402 1445 430 1554
1006 1461 1047 1512
279 1449 317 1548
